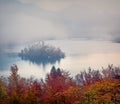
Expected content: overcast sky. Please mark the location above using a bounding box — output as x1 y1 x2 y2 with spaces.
0 0 120 46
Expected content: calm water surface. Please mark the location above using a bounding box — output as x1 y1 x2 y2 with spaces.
0 39 120 79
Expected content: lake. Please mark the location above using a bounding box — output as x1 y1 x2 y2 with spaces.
0 39 120 79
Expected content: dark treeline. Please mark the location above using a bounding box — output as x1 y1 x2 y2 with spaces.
0 65 120 104
18 41 65 64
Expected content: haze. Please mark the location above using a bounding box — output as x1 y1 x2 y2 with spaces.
0 0 120 48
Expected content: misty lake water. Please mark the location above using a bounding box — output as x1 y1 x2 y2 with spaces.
0 39 120 79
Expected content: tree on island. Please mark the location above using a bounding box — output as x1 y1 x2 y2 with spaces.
18 41 65 64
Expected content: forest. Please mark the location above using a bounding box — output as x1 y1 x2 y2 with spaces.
0 65 120 104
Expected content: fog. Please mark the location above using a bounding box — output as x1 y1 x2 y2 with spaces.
0 0 120 49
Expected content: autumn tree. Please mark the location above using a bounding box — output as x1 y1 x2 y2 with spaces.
75 68 102 86
0 77 8 104
41 66 77 104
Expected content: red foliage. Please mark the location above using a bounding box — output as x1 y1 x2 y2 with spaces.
0 65 120 104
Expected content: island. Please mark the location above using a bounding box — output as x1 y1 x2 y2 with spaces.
18 41 65 64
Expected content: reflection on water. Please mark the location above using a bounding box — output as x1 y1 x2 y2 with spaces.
19 56 61 67
0 53 62 79
0 39 120 79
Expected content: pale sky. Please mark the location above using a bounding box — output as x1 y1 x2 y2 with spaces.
0 0 120 46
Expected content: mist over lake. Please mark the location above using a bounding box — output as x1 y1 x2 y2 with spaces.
0 39 120 79
0 0 120 80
